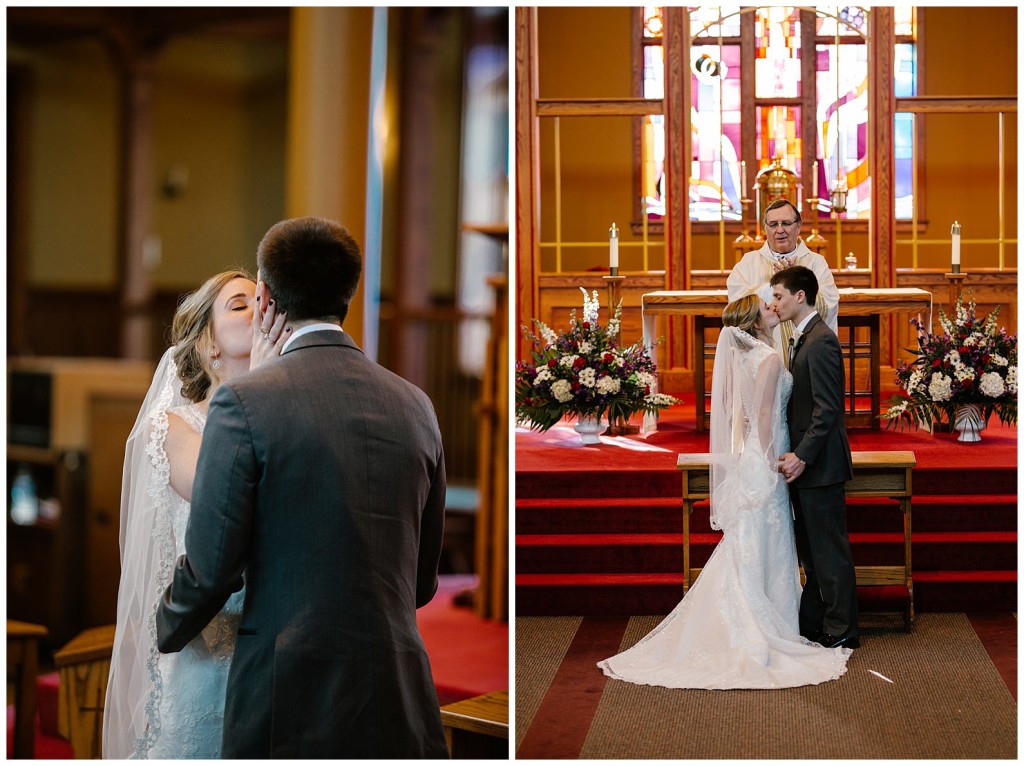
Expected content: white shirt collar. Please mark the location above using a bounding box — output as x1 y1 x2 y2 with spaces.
281 323 344 354
793 311 818 336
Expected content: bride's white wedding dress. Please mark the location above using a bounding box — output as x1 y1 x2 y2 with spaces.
598 328 850 689
146 403 244 758
104 350 244 758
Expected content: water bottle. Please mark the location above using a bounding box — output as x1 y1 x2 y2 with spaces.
10 465 39 525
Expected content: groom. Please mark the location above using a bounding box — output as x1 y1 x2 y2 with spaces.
156 217 449 757
771 265 859 650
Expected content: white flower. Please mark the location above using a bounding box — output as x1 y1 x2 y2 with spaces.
551 379 573 403
884 400 908 418
945 350 960 365
533 368 552 385
579 287 601 326
992 354 1008 367
541 327 559 347
578 341 594 354
645 392 677 406
979 371 1006 398
954 365 975 383
578 367 597 388
596 376 621 395
636 371 657 389
907 369 925 395
1007 366 1017 394
560 354 579 368
928 373 953 402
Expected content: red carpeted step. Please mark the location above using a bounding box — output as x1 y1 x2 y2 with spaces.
913 570 1017 612
516 573 687 616
516 533 718 574
516 496 686 535
845 495 1019 533
517 529 1016 574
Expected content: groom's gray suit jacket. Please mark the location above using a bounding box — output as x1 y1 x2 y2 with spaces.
156 330 448 758
787 314 853 486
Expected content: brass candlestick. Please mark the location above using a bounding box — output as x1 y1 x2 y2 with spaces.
803 197 827 256
601 274 638 435
733 196 756 259
603 275 625 339
945 272 967 308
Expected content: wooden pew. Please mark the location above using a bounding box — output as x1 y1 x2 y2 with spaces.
53 624 115 759
677 450 916 631
7 620 48 758
440 690 509 759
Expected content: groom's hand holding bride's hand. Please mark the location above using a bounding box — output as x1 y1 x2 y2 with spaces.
250 290 290 369
778 452 806 483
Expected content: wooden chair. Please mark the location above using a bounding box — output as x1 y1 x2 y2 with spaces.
7 620 48 759
53 624 115 759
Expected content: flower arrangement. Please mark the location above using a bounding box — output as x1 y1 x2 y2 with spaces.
882 293 1017 430
515 288 678 431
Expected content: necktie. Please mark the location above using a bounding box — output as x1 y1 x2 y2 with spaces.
788 336 797 366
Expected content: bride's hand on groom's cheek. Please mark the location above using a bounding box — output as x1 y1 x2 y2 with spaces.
250 299 290 369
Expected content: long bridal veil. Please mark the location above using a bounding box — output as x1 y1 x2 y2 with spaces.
708 325 783 533
103 348 189 758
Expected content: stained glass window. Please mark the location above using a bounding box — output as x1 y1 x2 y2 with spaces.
814 42 869 217
639 6 917 223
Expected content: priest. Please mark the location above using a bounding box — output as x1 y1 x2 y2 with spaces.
727 198 839 364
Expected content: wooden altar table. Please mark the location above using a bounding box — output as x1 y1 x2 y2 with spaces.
641 288 934 432
677 450 917 630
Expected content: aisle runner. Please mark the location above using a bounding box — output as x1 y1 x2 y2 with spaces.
516 613 1016 759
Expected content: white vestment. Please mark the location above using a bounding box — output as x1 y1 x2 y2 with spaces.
726 240 839 364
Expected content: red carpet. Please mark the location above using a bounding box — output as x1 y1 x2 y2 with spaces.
517 394 1017 615
418 574 510 705
9 574 508 758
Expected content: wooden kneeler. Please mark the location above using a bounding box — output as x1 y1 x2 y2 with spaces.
677 450 917 632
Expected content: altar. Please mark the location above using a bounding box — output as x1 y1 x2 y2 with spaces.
641 287 934 432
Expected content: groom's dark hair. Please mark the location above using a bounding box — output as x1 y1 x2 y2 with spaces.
771 265 818 306
257 217 362 322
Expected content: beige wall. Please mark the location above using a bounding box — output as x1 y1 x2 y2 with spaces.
153 35 287 286
12 30 288 291
12 39 120 287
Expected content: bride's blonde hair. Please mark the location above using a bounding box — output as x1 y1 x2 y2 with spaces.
171 269 253 402
722 294 766 339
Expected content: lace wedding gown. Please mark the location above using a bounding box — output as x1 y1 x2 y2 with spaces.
598 331 850 689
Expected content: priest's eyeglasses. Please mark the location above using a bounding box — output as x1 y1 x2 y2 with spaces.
765 220 799 229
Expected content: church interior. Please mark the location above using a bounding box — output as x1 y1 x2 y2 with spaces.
7 7 509 758
514 6 1016 759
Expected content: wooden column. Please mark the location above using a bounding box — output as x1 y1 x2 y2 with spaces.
662 7 690 375
474 274 508 621
286 7 374 348
109 40 161 361
515 7 540 359
868 7 896 366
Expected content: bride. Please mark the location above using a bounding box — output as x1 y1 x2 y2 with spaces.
598 290 851 690
103 270 287 758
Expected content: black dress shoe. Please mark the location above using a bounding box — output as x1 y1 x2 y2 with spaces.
818 633 860 650
801 629 823 643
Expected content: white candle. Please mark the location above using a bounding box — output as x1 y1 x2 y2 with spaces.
740 160 747 196
812 160 818 199
951 221 961 272
609 223 619 270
